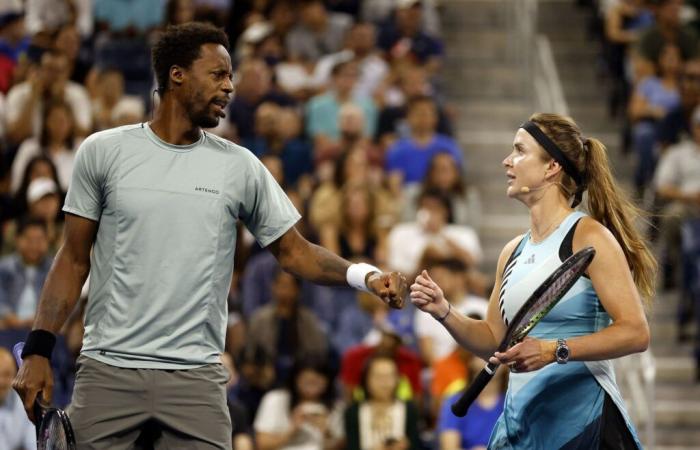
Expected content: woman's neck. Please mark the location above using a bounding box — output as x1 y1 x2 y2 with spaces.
369 398 394 408
529 196 573 243
411 129 433 145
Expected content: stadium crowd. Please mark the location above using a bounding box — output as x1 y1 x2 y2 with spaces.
0 1 500 449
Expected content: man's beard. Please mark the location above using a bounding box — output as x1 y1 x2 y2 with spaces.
188 93 221 129
196 112 219 129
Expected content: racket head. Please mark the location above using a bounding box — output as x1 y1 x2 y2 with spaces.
500 246 596 349
35 402 76 450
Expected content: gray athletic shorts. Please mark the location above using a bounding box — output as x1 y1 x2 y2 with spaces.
67 355 231 449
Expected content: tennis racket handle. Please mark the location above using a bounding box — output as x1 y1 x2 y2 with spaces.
450 363 498 417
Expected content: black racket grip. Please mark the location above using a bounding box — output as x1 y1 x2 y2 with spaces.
451 364 497 417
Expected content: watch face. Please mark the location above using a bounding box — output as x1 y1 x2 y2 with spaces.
557 346 569 360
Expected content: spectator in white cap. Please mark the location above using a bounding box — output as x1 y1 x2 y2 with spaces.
110 96 146 127
26 177 62 251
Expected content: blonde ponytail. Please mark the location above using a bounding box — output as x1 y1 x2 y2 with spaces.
529 113 657 306
584 138 657 305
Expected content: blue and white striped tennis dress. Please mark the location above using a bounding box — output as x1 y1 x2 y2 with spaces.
488 211 642 449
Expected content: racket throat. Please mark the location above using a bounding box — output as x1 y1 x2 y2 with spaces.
484 363 498 375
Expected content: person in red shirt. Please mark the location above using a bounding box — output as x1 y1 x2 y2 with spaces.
339 324 422 403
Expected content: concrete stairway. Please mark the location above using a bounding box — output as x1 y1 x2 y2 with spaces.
441 0 532 272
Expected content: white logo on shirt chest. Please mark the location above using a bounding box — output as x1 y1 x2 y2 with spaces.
194 186 220 195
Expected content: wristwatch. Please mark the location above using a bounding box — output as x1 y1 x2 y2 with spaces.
555 338 570 364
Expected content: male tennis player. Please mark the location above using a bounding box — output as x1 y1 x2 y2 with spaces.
12 22 407 449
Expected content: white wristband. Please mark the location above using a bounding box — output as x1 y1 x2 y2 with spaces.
346 263 381 292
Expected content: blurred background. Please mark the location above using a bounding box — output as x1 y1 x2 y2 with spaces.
0 0 698 449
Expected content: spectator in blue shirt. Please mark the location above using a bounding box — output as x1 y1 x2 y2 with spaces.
437 354 507 450
385 95 462 185
243 102 313 187
93 0 164 34
0 218 52 331
305 60 378 152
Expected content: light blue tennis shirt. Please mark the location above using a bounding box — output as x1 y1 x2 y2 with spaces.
63 123 301 369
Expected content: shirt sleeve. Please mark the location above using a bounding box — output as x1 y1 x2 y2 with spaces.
62 134 104 221
361 99 378 138
67 85 93 132
22 416 37 450
305 96 334 139
446 138 463 165
5 83 28 126
413 308 433 338
384 143 401 172
10 139 40 193
254 390 290 433
637 77 656 101
654 147 681 189
239 154 301 247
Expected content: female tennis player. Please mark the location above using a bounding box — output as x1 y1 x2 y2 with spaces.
410 113 656 449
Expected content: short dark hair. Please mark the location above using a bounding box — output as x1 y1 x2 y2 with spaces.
16 217 48 236
418 187 454 223
152 22 230 93
331 59 355 77
359 354 398 401
287 356 335 410
406 94 436 113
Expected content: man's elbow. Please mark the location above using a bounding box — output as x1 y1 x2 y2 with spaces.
56 246 91 279
277 252 295 273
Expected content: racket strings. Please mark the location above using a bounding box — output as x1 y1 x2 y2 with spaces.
38 412 71 450
509 262 587 339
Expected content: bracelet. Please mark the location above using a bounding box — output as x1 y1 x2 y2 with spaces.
435 303 451 322
346 262 381 293
21 329 56 360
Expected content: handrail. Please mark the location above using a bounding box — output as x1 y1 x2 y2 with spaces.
512 0 538 106
615 350 657 448
534 35 568 115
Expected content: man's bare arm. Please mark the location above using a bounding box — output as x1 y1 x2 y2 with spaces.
268 226 350 284
268 227 408 308
13 213 97 421
33 214 97 332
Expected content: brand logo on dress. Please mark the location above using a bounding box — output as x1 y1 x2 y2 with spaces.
523 254 536 264
195 186 220 195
